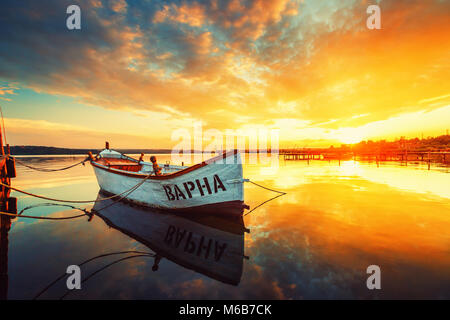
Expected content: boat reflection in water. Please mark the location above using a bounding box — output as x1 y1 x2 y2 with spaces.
92 192 249 286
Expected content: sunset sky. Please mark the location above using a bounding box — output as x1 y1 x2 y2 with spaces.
0 0 449 149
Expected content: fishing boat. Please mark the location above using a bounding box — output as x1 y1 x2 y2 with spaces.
88 143 247 215
93 193 247 285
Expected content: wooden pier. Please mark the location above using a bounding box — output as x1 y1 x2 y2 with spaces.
282 152 324 161
281 149 450 169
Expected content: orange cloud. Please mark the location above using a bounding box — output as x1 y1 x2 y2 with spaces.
110 0 127 13
0 84 18 101
186 31 213 55
154 2 206 27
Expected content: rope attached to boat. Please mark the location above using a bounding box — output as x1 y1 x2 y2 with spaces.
15 157 90 172
243 180 287 216
0 203 90 220
0 172 153 204
248 180 287 195
0 210 88 220
0 169 155 220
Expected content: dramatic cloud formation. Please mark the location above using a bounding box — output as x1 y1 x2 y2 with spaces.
0 0 449 147
0 82 18 101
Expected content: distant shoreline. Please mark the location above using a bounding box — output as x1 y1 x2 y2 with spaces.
9 146 174 156
7 145 269 156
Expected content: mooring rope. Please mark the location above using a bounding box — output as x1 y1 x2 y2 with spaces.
17 202 84 215
0 210 88 220
14 157 89 172
248 180 287 195
0 172 153 204
0 203 91 220
0 169 155 221
243 180 287 216
90 184 142 214
34 250 155 300
0 106 7 146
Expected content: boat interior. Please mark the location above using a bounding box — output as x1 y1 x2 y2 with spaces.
94 149 187 175
91 147 240 177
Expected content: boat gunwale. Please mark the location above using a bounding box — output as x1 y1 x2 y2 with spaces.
90 149 240 180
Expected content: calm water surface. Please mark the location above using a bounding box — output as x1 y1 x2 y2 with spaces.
2 155 450 299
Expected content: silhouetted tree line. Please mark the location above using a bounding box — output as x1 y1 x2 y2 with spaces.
351 135 450 153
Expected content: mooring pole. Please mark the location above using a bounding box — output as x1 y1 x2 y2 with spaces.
0 120 4 156
0 109 14 300
0 119 8 299
0 215 10 300
0 120 5 198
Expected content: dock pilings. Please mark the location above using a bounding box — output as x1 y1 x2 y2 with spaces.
281 150 449 170
0 119 16 300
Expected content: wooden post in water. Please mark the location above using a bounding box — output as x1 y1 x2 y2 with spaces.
0 195 15 300
0 117 16 300
0 122 6 198
0 122 3 157
0 121 16 199
0 212 10 300
427 152 431 170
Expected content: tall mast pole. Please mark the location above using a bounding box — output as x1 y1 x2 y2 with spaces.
0 106 3 156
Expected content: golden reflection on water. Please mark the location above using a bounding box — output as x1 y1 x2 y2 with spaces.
243 158 450 298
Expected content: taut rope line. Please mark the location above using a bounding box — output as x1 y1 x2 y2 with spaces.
248 180 287 195
0 210 88 220
0 203 90 220
0 172 153 204
14 157 89 172
243 180 287 216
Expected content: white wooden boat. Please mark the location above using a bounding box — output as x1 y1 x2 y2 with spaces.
89 147 246 215
93 193 247 285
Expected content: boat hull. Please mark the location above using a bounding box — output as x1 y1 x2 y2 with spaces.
91 152 244 214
